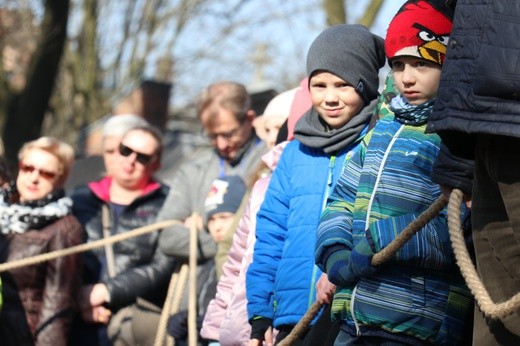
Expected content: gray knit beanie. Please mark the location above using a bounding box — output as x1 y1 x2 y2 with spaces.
306 24 386 105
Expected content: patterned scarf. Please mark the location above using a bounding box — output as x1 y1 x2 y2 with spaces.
0 182 72 234
390 95 435 126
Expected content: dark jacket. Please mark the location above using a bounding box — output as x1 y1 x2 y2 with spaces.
427 0 520 159
71 177 176 310
431 142 474 194
0 214 83 346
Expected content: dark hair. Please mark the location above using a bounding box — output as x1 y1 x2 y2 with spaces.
275 119 289 145
0 155 11 186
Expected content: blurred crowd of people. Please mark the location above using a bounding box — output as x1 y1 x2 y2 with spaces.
0 1 519 346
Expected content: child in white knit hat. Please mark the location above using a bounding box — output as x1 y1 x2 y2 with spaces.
253 88 298 149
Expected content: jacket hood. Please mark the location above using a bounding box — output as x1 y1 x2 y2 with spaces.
261 141 289 171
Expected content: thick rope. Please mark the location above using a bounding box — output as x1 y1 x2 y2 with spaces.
0 216 202 345
277 301 323 346
154 269 180 346
154 217 199 346
0 219 183 273
448 188 520 319
371 194 447 266
188 216 198 346
278 194 447 346
102 205 116 278
169 265 190 346
154 264 189 346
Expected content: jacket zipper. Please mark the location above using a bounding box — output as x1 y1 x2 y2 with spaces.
350 284 361 335
365 125 404 226
351 125 405 336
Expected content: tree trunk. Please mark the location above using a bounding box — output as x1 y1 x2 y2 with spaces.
358 0 385 28
2 0 70 166
323 0 385 27
323 0 346 26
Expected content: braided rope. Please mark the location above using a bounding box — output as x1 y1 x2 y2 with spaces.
0 219 183 273
188 216 198 346
154 264 189 346
372 194 447 266
448 189 520 319
278 195 447 345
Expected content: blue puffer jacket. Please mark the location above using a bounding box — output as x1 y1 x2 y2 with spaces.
246 139 355 327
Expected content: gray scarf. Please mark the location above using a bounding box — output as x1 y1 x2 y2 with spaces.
294 98 377 154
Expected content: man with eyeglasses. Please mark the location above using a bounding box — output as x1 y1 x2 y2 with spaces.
69 125 175 346
157 80 266 250
156 80 267 286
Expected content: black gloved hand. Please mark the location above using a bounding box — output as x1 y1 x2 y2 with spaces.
167 310 189 339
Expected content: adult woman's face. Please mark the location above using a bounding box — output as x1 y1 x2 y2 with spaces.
17 148 61 202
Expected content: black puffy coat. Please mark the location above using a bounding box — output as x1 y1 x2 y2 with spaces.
427 0 520 159
71 177 176 310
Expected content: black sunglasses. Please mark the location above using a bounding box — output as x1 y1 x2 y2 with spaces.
119 143 156 165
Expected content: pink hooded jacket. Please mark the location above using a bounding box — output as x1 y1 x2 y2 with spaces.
200 142 287 345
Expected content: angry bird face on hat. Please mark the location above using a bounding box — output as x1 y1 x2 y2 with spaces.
385 0 453 66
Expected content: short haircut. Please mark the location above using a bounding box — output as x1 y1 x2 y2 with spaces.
18 137 75 187
195 81 251 123
121 125 164 164
102 114 149 140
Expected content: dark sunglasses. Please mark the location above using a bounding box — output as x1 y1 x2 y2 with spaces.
19 163 58 180
119 143 156 165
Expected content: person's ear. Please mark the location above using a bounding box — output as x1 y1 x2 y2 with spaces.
149 160 161 174
245 109 256 123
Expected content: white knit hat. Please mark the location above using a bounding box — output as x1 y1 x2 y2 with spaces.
253 87 298 142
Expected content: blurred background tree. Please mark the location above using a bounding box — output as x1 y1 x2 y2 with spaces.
0 0 391 166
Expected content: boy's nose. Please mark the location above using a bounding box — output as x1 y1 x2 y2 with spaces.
324 88 339 102
402 65 416 84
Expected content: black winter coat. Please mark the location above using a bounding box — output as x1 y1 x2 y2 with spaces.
71 177 176 310
427 0 520 160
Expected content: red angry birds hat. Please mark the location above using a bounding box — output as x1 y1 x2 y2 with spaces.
385 0 454 66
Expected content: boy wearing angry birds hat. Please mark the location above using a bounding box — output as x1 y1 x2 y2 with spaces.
315 1 474 344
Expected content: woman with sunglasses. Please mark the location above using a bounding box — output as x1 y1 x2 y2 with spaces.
69 125 175 346
0 136 83 345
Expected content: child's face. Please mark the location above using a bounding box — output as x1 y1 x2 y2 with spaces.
391 56 442 105
309 71 364 129
207 212 235 243
263 116 285 149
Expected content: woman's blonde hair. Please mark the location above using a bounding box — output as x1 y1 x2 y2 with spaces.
18 137 75 187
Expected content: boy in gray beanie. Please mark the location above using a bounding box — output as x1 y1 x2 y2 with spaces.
246 24 385 345
306 24 385 106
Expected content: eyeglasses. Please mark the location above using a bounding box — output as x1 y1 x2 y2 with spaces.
19 163 59 180
205 126 242 141
118 143 156 165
